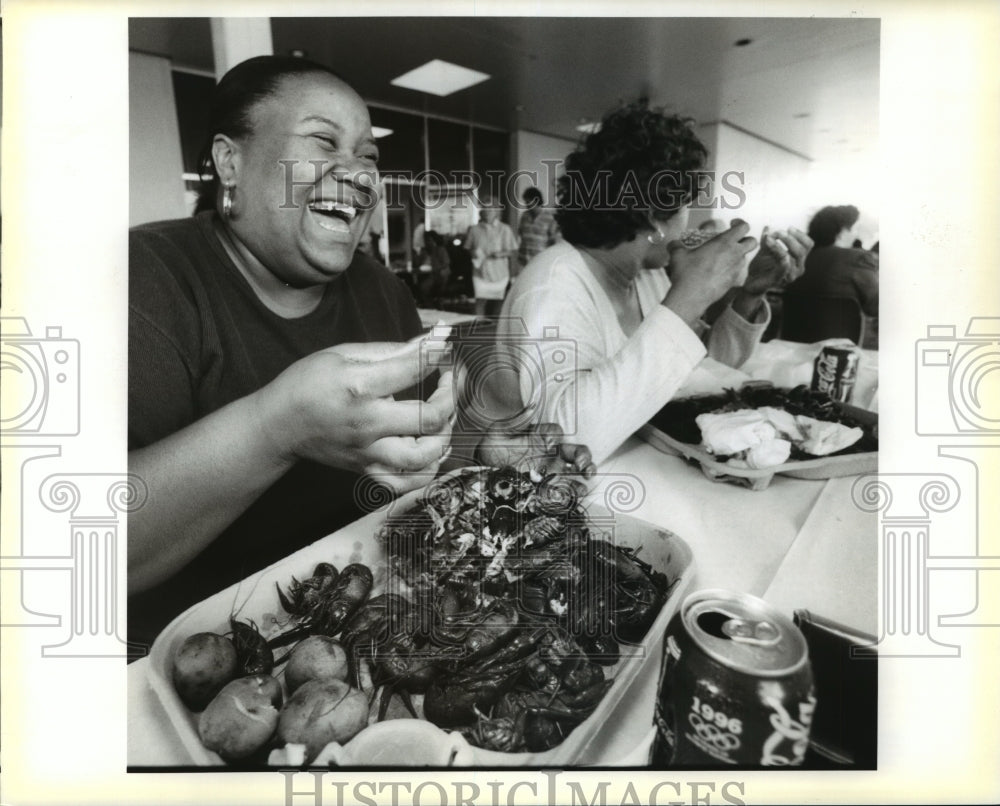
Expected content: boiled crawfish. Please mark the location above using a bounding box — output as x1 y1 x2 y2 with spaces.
228 617 274 675
269 562 374 649
339 593 437 720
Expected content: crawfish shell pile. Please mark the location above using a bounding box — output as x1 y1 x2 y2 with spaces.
376 467 588 597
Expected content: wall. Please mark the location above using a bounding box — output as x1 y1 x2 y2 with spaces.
695 121 813 235
128 51 187 226
511 130 577 214
694 121 880 246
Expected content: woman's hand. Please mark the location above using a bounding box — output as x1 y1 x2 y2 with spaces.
475 422 596 479
742 227 813 295
730 227 813 320
662 220 758 327
256 338 455 495
128 335 454 594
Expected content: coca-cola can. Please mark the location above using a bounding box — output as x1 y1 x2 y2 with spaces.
651 589 816 767
811 344 860 403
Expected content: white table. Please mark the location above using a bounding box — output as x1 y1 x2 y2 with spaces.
128 339 878 766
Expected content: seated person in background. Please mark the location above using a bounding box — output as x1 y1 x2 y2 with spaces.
516 186 560 274
490 100 811 465
417 229 451 305
784 204 879 317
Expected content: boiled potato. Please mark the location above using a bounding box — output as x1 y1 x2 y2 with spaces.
172 632 238 711
253 673 284 709
284 635 349 693
277 678 368 762
199 675 281 762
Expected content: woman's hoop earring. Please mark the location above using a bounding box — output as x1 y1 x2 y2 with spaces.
222 184 234 218
646 226 666 245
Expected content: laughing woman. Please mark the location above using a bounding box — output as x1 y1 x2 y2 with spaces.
127 57 457 646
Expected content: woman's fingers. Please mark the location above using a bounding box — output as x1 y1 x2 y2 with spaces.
360 463 438 496
364 432 451 474
766 227 812 282
557 442 596 478
782 227 813 263
525 423 596 478
332 332 453 399
529 422 564 452
722 219 758 254
337 347 432 399
349 371 455 440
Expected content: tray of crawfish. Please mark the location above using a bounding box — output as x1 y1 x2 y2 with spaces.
640 383 879 491
146 465 694 767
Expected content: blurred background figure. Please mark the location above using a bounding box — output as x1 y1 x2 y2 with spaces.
411 221 426 267
516 186 560 275
464 198 518 316
417 230 452 306
781 204 879 346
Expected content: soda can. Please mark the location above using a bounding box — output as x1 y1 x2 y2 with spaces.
651 589 816 767
811 344 860 403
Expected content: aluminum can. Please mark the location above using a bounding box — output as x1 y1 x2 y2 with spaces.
651 589 816 767
811 344 860 403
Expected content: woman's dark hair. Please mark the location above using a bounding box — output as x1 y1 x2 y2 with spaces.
555 100 708 248
807 205 860 248
194 55 346 214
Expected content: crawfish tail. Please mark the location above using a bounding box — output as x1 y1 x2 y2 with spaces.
469 626 546 671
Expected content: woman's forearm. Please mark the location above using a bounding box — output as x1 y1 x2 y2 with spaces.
127 391 295 595
536 309 706 464
704 294 770 369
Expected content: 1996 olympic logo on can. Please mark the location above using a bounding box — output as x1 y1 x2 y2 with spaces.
651 589 816 768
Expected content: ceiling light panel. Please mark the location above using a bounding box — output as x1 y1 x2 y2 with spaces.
390 59 490 97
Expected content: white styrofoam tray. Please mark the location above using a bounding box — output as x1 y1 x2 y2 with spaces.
145 472 695 767
640 391 878 491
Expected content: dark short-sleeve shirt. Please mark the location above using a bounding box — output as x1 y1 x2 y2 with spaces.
128 212 422 645
786 246 879 316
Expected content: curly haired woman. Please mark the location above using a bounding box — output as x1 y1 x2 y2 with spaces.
492 101 812 463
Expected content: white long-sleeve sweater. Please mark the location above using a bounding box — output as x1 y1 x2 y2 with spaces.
496 241 769 464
